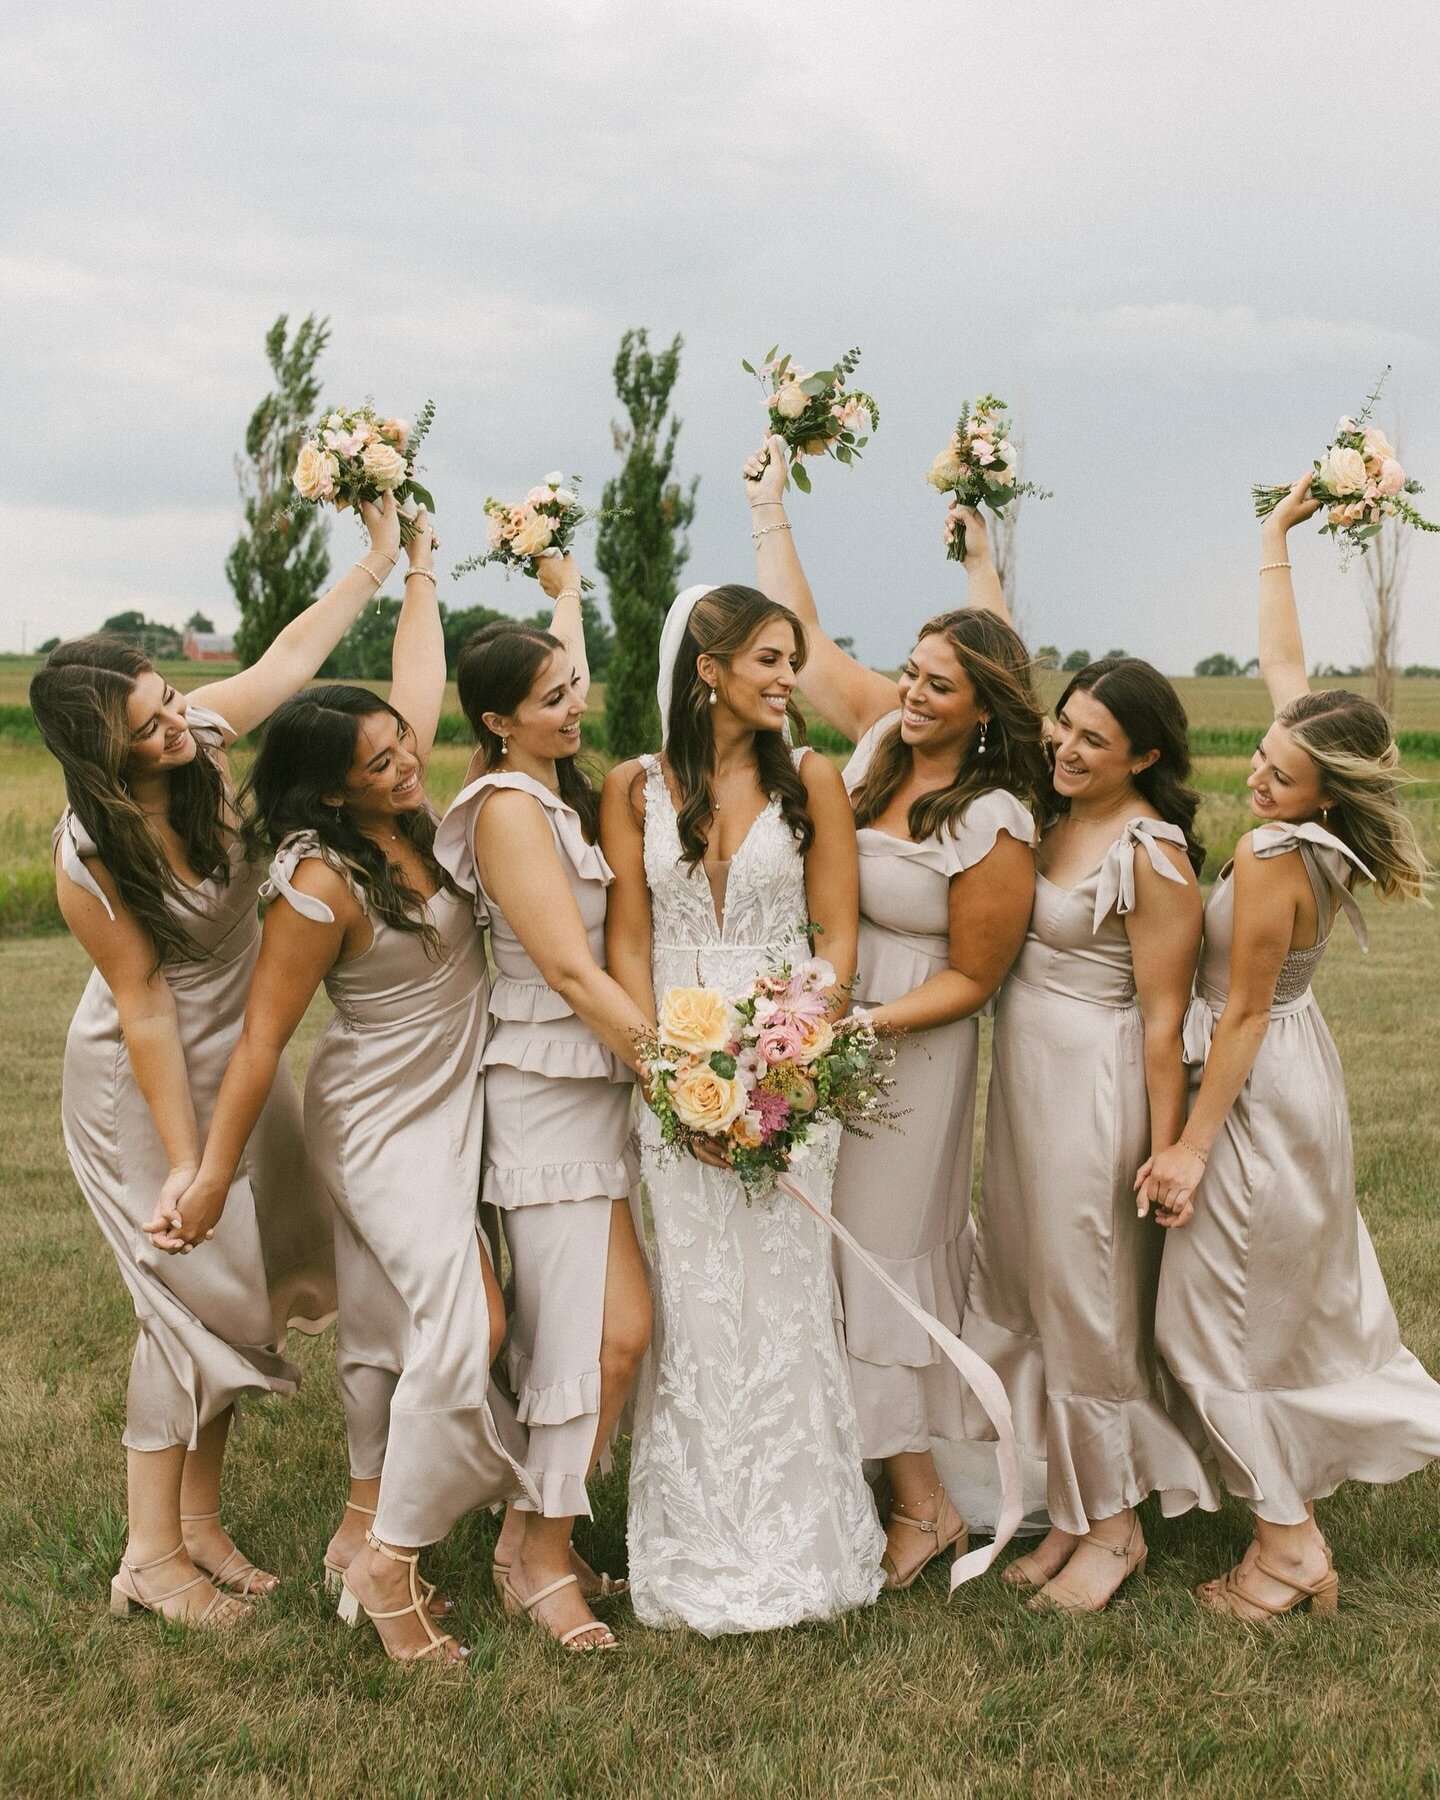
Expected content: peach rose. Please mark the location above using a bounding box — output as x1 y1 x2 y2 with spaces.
381 417 411 447
1317 446 1367 497
1376 457 1406 496
927 450 963 491
510 510 555 557
731 1109 764 1149
791 1013 835 1066
658 986 736 1055
293 442 338 500
670 1063 748 1134
773 381 808 421
1362 427 1396 466
361 442 407 491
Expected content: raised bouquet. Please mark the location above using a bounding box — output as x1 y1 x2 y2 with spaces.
451 473 600 592
635 955 901 1202
1253 370 1438 563
743 347 877 492
927 393 1050 563
292 402 435 544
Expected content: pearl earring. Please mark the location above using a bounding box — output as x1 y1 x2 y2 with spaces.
708 688 717 706
977 720 989 757
500 737 509 756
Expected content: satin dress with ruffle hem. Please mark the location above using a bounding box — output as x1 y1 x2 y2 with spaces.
263 831 532 1548
1156 822 1440 1523
434 773 636 1521
959 818 1220 1536
56 703 335 1452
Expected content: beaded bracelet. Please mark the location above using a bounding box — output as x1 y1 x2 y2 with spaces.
555 587 583 604
357 559 392 585
404 568 437 585
1259 561 1292 573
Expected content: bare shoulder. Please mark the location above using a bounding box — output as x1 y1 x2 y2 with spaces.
797 747 847 801
603 757 651 825
1232 830 1306 893
1148 834 1199 889
473 785 549 837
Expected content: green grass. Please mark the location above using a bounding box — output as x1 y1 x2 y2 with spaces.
2 913 1439 1796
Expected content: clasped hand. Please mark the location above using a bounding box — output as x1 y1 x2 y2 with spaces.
1133 1142 1205 1229
142 1166 225 1255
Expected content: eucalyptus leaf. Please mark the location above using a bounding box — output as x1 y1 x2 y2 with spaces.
741 358 755 375
792 462 813 493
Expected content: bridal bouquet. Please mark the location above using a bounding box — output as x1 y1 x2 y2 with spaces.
1253 370 1438 562
635 956 900 1202
743 347 877 492
292 401 436 544
927 393 1050 563
451 473 600 591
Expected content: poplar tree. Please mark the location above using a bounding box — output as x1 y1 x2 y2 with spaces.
597 330 698 755
227 314 332 665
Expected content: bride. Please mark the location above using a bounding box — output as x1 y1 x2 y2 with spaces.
601 582 887 1635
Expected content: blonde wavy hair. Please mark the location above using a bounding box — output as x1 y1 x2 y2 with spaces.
1279 689 1432 901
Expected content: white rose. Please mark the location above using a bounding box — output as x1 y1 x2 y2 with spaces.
774 382 808 421
553 487 577 508
543 469 565 487
1317 446 1367 497
361 442 408 490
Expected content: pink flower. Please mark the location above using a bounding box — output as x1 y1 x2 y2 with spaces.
752 1088 791 1141
755 1020 805 1065
526 484 557 506
1377 457 1406 496
485 512 506 549
323 426 369 459
381 417 411 447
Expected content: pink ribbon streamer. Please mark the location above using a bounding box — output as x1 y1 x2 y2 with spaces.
775 1172 1023 1589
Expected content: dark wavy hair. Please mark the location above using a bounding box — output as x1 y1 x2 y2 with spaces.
241 685 452 950
665 585 813 870
454 622 601 840
30 636 232 965
1279 689 1431 901
1047 657 1205 875
851 609 1048 839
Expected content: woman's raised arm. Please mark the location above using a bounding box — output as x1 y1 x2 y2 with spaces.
536 551 591 704
1257 475 1322 714
201 496 404 737
388 507 446 757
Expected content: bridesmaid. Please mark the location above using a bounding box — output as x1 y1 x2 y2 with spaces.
960 656 1219 1612
29 496 401 1627
170 510 529 1664
742 437 1046 1587
1140 476 1440 1620
434 550 652 1654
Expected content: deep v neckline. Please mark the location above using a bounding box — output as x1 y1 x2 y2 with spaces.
651 765 778 939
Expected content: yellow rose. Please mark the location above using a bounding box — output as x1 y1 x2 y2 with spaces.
658 985 735 1054
927 450 963 491
361 442 408 490
670 1063 748 1134
293 442 338 500
792 1014 834 1066
1317 446 1367 498
510 510 555 557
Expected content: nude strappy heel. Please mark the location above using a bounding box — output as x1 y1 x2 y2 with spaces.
491 1551 627 1605
1027 1515 1147 1615
324 1501 452 1617
1198 1550 1339 1621
501 1572 617 1651
881 1488 969 1592
109 1544 249 1628
336 1532 467 1664
180 1510 278 1598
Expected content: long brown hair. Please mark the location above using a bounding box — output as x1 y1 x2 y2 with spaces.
665 585 813 869
1279 689 1432 901
1046 658 1206 875
850 609 1048 839
241 685 453 952
454 622 601 840
30 637 232 964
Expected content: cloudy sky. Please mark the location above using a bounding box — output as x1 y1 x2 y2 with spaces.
5 1 1439 673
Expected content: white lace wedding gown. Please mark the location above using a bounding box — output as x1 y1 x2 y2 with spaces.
626 752 886 1635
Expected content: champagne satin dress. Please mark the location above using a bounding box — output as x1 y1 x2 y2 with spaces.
834 711 1035 1455
57 703 335 1452
1156 823 1440 1522
960 818 1219 1535
434 773 636 1520
263 831 532 1548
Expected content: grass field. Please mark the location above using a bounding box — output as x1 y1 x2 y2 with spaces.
3 659 1440 1795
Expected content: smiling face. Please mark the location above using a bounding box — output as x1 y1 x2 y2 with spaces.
897 631 985 753
1050 685 1157 804
703 618 799 733
485 645 585 762
123 671 197 775
1248 721 1329 823
334 710 425 824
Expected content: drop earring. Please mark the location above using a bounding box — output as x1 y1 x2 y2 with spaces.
708 688 718 706
977 720 989 757
500 737 509 756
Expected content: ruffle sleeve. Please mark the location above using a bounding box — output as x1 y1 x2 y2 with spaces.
259 831 357 925
184 701 238 749
1251 820 1370 952
52 809 113 919
432 778 491 928
1092 817 1189 933
437 773 612 899
943 786 1037 875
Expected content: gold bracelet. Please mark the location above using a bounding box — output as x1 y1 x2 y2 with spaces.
751 521 792 542
1178 1137 1209 1165
1259 561 1292 573
404 568 436 585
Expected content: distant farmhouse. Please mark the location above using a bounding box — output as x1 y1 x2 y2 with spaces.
183 628 236 662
